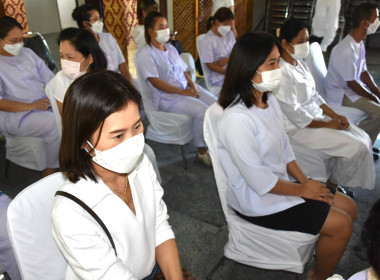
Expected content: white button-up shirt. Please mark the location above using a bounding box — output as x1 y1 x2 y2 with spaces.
51 154 175 279
217 95 304 217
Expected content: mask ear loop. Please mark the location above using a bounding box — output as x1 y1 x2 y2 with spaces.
83 140 95 156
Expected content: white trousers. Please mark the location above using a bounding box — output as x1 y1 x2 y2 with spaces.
289 121 375 190
160 85 216 147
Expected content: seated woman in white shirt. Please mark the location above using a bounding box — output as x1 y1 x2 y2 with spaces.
217 31 356 280
49 27 107 116
136 12 217 166
198 7 236 95
72 4 133 83
51 71 182 279
273 17 374 191
348 199 380 280
0 16 60 177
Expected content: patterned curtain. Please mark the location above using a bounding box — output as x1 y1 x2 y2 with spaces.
102 0 138 61
1 0 29 32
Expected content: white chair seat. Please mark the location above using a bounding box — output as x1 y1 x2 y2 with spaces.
5 136 46 171
204 103 318 273
7 173 68 280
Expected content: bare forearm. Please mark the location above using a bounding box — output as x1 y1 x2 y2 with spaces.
156 239 183 280
347 80 379 101
148 77 183 94
320 104 338 119
360 71 380 96
269 178 301 196
0 99 32 112
286 161 308 184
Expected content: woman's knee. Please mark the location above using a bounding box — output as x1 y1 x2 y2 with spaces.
332 192 357 221
321 208 353 238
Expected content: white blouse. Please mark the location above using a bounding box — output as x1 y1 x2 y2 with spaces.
51 154 175 279
273 58 326 132
217 94 304 217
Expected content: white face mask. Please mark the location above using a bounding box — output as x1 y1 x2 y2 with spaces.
61 56 89 80
217 25 231 37
288 42 310 60
87 133 145 174
90 20 104 34
3 41 24 56
252 68 282 92
155 28 170 44
367 18 380 34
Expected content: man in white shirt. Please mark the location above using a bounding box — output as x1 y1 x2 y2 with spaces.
310 0 341 52
325 2 380 145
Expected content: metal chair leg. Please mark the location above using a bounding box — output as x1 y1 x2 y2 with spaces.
180 145 188 169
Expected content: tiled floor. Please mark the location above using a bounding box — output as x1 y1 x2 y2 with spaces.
1 35 380 279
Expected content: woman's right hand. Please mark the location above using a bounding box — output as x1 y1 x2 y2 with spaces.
299 180 333 204
181 88 200 98
326 119 344 130
28 99 51 111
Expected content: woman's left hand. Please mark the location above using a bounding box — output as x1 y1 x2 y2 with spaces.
334 115 350 129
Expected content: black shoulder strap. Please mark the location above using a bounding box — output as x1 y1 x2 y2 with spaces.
55 191 117 257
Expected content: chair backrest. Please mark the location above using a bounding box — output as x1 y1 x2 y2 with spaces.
304 42 327 99
203 102 233 219
196 34 213 91
134 48 193 145
24 32 58 72
45 80 62 138
203 103 319 273
7 173 68 280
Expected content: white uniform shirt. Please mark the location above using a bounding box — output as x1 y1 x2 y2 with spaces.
198 29 235 87
217 94 304 217
212 0 234 15
311 0 341 52
273 59 326 132
51 155 175 280
325 35 368 105
136 43 188 110
98 32 126 73
51 71 74 103
0 48 54 136
133 24 146 49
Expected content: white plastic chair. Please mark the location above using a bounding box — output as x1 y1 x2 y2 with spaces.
179 52 196 82
45 80 63 138
305 42 367 125
196 34 222 97
5 136 47 175
204 102 318 273
135 48 194 168
7 173 68 280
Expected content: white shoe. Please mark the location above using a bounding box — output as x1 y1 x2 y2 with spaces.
197 151 212 167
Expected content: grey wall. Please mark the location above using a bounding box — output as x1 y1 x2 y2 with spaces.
251 0 268 31
24 0 61 34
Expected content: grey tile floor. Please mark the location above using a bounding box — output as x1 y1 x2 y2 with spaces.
1 34 380 279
